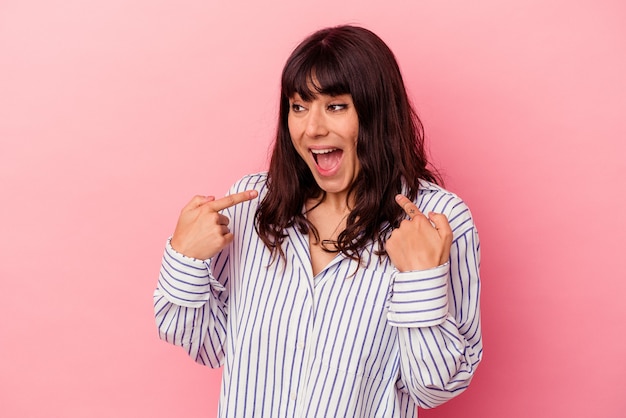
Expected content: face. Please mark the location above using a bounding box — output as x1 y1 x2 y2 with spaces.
288 92 360 201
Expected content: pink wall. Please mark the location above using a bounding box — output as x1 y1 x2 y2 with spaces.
1 0 625 417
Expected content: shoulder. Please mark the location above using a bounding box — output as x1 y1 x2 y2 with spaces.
228 172 269 196
417 180 477 239
222 172 268 218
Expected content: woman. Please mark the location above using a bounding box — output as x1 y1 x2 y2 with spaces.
154 25 482 417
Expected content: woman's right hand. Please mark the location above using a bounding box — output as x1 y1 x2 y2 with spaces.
170 190 258 260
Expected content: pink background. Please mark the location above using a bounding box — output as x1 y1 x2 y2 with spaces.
1 0 625 417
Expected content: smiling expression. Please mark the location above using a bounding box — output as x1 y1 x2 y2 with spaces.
288 92 360 200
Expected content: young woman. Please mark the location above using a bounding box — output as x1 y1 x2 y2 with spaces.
154 25 482 417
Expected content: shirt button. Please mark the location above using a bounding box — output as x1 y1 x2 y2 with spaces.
291 391 297 401
297 342 305 350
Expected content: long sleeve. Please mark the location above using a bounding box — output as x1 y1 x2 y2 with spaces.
153 239 231 367
152 174 481 417
387 195 482 408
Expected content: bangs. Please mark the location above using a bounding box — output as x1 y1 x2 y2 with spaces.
282 49 351 101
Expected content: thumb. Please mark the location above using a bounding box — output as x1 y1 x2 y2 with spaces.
428 212 451 233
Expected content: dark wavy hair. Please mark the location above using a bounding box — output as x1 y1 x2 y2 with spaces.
255 25 441 262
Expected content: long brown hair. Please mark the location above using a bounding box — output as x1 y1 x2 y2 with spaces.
255 25 441 262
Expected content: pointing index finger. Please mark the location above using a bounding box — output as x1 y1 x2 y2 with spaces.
209 190 258 212
395 194 422 220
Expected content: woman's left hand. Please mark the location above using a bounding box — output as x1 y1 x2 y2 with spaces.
386 194 453 272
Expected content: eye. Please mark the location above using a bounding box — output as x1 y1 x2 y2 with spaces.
327 104 348 112
291 103 306 113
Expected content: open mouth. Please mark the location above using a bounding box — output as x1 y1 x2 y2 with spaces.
311 148 343 173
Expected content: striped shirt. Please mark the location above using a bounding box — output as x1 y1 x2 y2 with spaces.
154 172 482 417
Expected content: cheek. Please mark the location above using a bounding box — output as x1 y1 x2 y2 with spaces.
351 129 359 149
287 118 303 143
287 118 295 138
351 118 359 145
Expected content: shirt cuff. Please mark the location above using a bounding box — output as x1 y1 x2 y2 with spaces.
387 263 449 327
157 239 225 306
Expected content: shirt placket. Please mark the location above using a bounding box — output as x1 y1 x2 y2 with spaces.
290 279 316 417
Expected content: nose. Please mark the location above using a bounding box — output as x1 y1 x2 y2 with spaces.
304 105 329 138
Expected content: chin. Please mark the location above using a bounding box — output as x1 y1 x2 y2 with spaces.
314 176 353 196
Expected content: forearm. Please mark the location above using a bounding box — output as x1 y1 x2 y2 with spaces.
389 228 482 408
394 315 482 408
154 239 230 367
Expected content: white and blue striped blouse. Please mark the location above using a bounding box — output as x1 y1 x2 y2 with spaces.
154 172 482 417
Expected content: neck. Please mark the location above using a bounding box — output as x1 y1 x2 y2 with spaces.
305 192 352 255
308 191 353 215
